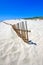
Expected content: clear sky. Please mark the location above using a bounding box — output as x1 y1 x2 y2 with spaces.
0 0 43 21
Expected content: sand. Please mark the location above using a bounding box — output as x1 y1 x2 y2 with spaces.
0 19 43 65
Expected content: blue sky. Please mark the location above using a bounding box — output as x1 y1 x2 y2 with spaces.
0 0 43 21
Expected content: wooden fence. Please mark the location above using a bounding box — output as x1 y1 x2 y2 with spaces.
3 21 31 43
12 21 31 43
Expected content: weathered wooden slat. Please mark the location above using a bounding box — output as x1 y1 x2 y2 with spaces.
25 21 28 42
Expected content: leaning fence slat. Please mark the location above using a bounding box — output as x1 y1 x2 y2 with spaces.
25 21 28 42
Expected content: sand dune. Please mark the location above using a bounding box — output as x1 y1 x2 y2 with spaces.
0 19 43 65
